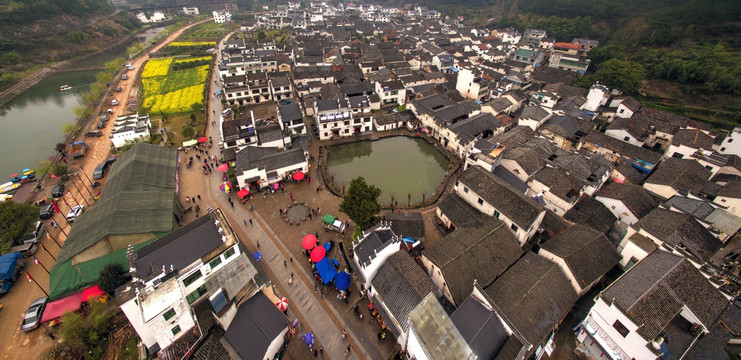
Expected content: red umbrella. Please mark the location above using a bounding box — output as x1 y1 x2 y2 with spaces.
276 297 288 312
237 188 250 199
217 163 229 172
198 137 208 143
302 234 317 250
292 172 305 181
310 246 326 262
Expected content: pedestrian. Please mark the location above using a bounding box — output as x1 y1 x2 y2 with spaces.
244 219 247 225
197 194 201 200
249 218 253 225
284 260 287 268
314 349 318 358
291 272 294 281
342 328 347 338
257 241 260 249
288 277 293 285
345 345 351 357
290 257 293 263
309 213 312 219
230 202 234 208
319 346 323 354
314 284 318 293
315 232 319 240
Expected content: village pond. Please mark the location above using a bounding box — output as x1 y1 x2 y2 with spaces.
325 136 451 204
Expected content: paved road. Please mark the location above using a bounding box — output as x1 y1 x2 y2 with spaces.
198 36 372 359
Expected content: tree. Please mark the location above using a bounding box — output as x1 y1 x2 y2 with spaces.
257 31 266 41
98 263 127 294
55 142 67 154
182 125 195 138
49 164 68 177
339 177 381 230
575 59 646 93
0 201 38 249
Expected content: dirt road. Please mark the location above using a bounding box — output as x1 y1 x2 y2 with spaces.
0 19 209 360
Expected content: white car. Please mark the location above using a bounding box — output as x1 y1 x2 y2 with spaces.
66 205 84 223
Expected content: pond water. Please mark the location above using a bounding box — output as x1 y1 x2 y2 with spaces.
326 137 450 204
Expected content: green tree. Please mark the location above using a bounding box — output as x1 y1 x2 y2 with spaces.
0 51 22 66
115 137 150 154
257 31 266 41
181 125 195 138
339 177 381 230
50 164 69 177
0 201 38 249
577 58 646 93
62 123 77 136
98 263 127 294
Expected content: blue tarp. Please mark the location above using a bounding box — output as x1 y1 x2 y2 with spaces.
335 271 351 291
315 257 337 284
0 252 21 280
402 237 415 244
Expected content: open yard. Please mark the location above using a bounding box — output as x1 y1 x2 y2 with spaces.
159 112 208 146
179 21 238 40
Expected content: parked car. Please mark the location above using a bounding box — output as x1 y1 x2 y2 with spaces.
66 205 84 223
107 108 114 114
100 114 110 122
121 74 128 80
50 185 65 198
93 157 117 180
96 121 105 129
111 99 119 106
85 130 103 137
22 221 44 245
21 297 48 331
115 87 122 92
39 203 54 220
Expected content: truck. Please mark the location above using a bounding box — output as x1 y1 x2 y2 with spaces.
322 214 346 233
0 252 23 296
68 141 87 158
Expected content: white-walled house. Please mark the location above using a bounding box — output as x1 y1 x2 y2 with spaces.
576 251 728 360
234 144 308 191
581 83 609 113
455 68 491 102
213 10 232 23
111 113 151 149
714 182 741 218
517 105 551 131
455 166 546 246
537 224 618 296
594 182 658 225
718 127 741 156
117 209 264 355
352 223 403 289
375 79 407 106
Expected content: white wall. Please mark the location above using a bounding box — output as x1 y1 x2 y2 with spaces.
579 298 657 360
714 195 741 218
594 196 639 225
605 129 645 147
420 255 456 306
537 249 585 295
406 327 430 360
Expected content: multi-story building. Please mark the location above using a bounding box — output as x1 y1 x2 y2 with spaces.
213 10 232 23
111 113 151 149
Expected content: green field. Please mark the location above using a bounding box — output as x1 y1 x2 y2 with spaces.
179 22 238 40
140 56 211 114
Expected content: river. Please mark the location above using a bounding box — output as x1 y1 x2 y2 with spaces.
326 136 450 203
0 38 135 180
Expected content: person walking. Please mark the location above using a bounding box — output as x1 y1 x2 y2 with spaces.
249 218 253 225
243 219 247 225
344 345 351 357
257 241 260 249
284 260 287 268
342 328 347 339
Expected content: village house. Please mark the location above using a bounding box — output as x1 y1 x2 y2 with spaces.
233 137 309 191
351 223 404 290
455 166 546 246
421 217 521 307
642 158 711 200
537 224 619 296
277 103 305 135
111 113 151 149
117 209 266 357
374 79 407 106
594 182 658 225
576 251 728 360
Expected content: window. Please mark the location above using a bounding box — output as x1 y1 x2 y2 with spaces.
186 285 208 304
209 256 222 269
672 152 684 159
494 210 500 218
163 308 176 321
729 139 734 143
323 124 327 129
391 90 398 95
612 320 630 337
171 325 181 336
706 165 714 171
463 187 469 193
623 136 631 142
182 271 202 287
721 147 726 152
224 247 236 259
477 198 484 205
510 224 519 232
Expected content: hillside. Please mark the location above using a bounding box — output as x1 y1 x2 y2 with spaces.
0 0 142 90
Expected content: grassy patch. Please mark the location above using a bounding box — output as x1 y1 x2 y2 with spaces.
163 113 207 146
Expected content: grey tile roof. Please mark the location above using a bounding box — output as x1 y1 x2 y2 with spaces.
634 207 722 262
485 126 536 149
596 182 658 220
135 214 224 279
424 218 522 306
563 196 617 234
451 295 511 359
664 195 715 219
502 147 545 176
607 116 652 141
541 83 586 101
671 128 714 149
437 194 490 229
371 252 437 334
583 131 663 165
518 105 549 122
614 162 650 184
278 103 302 124
447 113 505 146
224 291 288 360
539 115 594 140
483 97 513 113
256 123 284 145
484 252 578 346
601 251 727 340
235 146 306 174
645 158 711 197
459 166 544 229
354 224 400 267
540 224 619 290
383 211 425 240
717 181 741 198
374 109 416 126
532 167 584 203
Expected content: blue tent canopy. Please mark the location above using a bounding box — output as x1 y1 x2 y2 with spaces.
315 257 337 284
335 271 351 291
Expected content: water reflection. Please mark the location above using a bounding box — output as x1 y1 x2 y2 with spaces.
326 137 450 203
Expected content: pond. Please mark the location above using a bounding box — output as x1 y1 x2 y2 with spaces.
326 136 450 204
